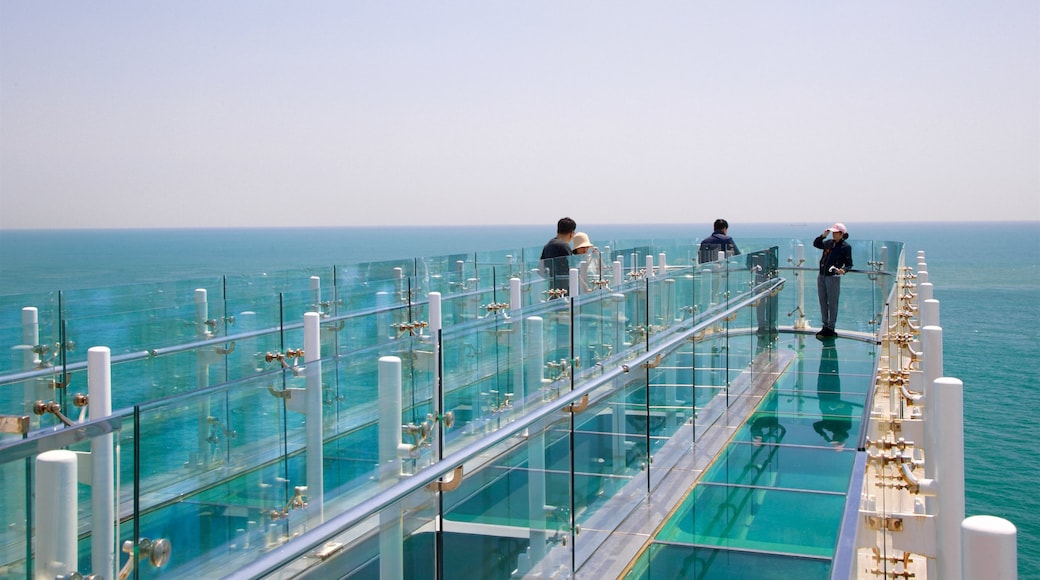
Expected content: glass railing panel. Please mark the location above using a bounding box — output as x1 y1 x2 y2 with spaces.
0 414 127 579
61 297 210 361
438 317 526 457
133 377 286 503
439 427 559 577
571 289 625 385
689 335 729 432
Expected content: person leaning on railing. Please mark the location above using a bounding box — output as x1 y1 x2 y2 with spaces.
814 223 853 339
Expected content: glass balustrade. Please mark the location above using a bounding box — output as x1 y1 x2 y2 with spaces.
0 238 904 579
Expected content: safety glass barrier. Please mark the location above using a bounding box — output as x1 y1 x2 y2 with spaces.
0 413 128 580
0 238 910 579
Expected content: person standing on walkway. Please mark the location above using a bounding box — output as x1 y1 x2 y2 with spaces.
813 223 853 338
697 218 740 264
540 217 576 296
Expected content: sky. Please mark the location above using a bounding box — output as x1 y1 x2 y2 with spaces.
1 1 1037 230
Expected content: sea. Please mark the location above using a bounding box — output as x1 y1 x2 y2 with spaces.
1 221 1038 575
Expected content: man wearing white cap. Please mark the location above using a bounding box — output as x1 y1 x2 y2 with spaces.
813 223 853 338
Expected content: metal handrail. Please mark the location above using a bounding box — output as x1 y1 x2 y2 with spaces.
226 278 783 580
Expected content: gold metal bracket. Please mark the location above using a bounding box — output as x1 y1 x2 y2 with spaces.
33 401 74 427
215 342 236 355
425 465 464 492
641 353 663 370
563 394 589 414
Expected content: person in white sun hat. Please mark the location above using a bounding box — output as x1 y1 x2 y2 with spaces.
813 223 853 339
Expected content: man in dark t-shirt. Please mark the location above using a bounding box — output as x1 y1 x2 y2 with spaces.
540 217 576 296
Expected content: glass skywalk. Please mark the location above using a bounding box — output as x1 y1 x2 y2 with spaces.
0 236 902 579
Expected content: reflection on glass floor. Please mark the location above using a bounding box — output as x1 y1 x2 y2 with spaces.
624 334 876 579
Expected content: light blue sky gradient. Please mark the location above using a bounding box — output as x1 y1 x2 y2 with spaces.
1 1 1037 229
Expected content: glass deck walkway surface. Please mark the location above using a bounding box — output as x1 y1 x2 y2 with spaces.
0 236 903 579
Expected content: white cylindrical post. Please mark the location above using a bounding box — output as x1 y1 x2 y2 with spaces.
658 252 667 277
933 377 965 580
645 255 654 279
88 346 116 580
378 356 403 476
923 326 944 398
86 345 118 580
918 281 933 304
795 244 808 329
716 250 725 263
21 306 39 368
310 276 321 310
304 312 324 520
613 259 623 289
510 278 522 311
918 270 929 285
195 288 208 331
22 307 40 421
963 515 1017 580
525 317 545 401
922 298 940 329
35 450 78 580
429 292 442 335
923 325 943 481
377 357 404 580
569 268 580 297
428 292 444 454
195 289 211 465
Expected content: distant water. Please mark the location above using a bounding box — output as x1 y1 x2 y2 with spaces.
2 221 1038 574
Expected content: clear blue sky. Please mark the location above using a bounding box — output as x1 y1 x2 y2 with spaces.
1 1 1037 229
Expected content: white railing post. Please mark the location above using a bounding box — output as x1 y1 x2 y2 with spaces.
428 292 443 453
35 450 78 580
195 289 211 465
378 356 404 580
933 377 965 580
88 346 116 580
963 515 1017 579
794 244 809 329
21 307 40 422
508 282 524 410
304 312 323 521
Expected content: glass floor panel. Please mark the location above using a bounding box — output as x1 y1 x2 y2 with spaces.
701 441 857 493
656 485 845 557
625 543 831 580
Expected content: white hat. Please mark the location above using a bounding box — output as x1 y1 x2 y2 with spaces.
571 232 593 250
827 223 847 234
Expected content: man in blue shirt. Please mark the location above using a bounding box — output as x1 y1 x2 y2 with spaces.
698 219 740 264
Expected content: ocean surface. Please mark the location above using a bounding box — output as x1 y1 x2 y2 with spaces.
2 221 1038 574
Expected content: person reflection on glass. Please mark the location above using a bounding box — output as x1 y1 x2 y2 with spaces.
813 338 852 450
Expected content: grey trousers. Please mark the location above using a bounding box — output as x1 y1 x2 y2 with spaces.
817 274 841 330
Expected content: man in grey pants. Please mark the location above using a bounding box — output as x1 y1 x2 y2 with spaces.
813 223 853 338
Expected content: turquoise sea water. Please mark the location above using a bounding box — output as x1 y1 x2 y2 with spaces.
1 220 1038 574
